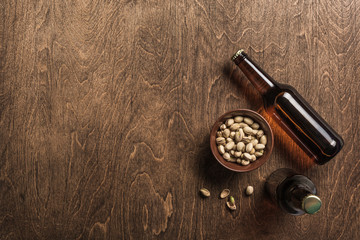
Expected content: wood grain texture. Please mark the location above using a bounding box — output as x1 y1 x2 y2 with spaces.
0 0 359 239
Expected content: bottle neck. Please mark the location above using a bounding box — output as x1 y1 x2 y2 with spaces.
232 50 279 95
290 187 321 214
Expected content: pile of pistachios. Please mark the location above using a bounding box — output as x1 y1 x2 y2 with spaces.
216 116 267 165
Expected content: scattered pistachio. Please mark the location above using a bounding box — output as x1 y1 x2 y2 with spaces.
245 186 254 196
200 188 210 197
226 196 236 210
220 189 230 199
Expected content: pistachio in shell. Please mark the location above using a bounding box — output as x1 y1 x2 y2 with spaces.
200 188 210 198
226 196 236 211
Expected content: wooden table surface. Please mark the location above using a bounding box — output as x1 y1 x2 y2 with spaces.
1 1 359 239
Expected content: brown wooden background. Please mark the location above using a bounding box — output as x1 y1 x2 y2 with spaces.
1 0 359 239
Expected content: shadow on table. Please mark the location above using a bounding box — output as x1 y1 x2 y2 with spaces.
195 134 236 185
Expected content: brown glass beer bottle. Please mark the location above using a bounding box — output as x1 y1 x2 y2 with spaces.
232 50 344 165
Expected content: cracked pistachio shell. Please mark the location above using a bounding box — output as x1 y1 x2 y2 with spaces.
220 189 230 199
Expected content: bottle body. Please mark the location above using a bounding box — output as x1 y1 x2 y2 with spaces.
232 50 344 164
265 168 321 215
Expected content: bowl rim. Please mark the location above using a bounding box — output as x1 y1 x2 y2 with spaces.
210 109 274 172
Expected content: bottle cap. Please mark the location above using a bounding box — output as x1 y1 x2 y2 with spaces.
302 195 322 214
231 49 245 61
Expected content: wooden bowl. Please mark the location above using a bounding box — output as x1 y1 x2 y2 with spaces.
210 109 274 172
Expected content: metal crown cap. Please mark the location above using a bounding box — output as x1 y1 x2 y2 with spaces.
302 194 322 214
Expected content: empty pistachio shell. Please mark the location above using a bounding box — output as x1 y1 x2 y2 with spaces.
223 129 230 138
243 117 254 125
245 186 254 196
226 118 234 127
216 137 226 145
218 145 225 154
234 116 243 123
220 124 227 130
255 144 265 150
260 135 267 145
220 189 230 199
200 188 210 197
226 201 236 210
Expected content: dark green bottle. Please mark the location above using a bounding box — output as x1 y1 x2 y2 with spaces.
265 168 322 215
